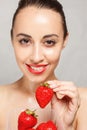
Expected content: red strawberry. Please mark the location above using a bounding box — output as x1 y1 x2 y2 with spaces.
26 128 35 130
36 83 53 108
18 109 37 130
18 127 35 130
36 120 57 130
46 120 57 130
36 122 46 130
18 125 25 130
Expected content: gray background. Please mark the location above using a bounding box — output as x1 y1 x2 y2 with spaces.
0 0 87 87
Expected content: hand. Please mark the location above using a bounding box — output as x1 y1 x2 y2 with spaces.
47 80 80 130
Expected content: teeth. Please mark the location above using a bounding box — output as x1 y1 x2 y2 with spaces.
31 66 44 71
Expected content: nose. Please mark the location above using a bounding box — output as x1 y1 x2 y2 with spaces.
30 44 44 64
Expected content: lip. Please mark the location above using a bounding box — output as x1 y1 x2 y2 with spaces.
25 64 48 75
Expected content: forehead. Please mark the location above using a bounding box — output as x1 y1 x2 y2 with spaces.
13 6 63 36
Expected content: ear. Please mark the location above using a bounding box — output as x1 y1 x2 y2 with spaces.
62 33 69 48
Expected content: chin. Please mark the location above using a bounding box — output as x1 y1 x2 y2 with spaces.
28 75 50 84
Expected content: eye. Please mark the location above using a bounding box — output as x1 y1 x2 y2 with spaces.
44 40 56 47
19 38 30 46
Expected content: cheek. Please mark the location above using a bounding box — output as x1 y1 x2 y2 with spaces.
13 47 28 63
44 48 62 63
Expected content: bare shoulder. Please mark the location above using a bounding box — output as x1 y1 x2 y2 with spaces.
78 87 87 109
78 87 87 95
0 83 16 101
78 87 87 103
0 84 11 92
0 85 8 95
0 84 16 128
76 87 87 129
0 84 11 100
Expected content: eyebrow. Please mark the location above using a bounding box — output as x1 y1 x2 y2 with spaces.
16 33 59 38
16 33 32 38
43 34 59 38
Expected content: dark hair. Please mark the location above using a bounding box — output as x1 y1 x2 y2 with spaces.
11 0 68 39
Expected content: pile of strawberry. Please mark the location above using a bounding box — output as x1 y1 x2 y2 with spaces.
18 83 57 130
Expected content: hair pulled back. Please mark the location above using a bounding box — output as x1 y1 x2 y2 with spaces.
11 0 68 39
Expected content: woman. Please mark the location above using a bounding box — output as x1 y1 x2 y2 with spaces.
0 0 86 129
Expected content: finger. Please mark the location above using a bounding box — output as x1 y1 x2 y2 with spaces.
56 93 65 99
57 90 76 99
48 80 74 86
53 86 77 94
47 80 80 106
57 81 74 85
47 80 76 90
56 89 80 109
53 82 77 92
47 80 61 88
55 87 79 100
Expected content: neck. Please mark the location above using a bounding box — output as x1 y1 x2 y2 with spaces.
17 74 57 94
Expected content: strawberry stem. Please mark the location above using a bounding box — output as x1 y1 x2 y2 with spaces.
41 82 50 88
25 109 38 117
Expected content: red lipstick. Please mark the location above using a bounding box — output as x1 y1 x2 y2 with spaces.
26 64 48 75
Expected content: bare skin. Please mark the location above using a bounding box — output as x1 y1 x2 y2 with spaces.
0 80 86 130
0 6 83 130
0 78 51 130
75 87 87 130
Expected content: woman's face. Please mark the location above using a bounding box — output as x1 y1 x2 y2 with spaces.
12 6 67 83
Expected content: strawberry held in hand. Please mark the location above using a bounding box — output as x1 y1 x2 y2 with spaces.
36 120 57 130
36 83 53 108
18 109 37 130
